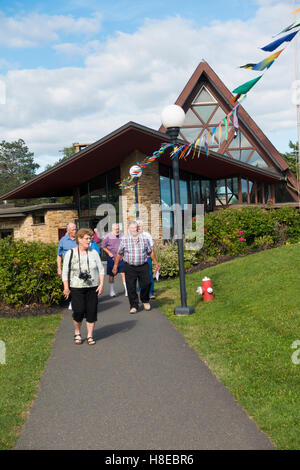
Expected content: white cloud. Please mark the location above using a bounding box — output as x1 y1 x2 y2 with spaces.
53 40 102 57
0 3 299 170
0 11 102 48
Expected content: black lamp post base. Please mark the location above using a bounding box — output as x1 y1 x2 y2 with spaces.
174 306 195 316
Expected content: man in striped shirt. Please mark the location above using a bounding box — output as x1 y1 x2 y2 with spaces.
112 221 159 313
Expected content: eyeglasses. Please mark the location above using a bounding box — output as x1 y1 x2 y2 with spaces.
82 237 92 241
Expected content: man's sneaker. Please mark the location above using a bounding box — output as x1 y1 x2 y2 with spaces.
110 292 116 297
130 307 137 314
143 303 151 311
150 295 155 299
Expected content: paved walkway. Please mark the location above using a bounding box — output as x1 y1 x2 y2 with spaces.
15 276 273 450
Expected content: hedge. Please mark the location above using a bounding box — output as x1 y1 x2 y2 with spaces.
0 238 63 306
155 207 300 278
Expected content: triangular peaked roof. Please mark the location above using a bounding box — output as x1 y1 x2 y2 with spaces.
159 61 299 194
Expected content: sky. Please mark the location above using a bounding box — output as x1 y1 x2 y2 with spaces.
0 0 299 170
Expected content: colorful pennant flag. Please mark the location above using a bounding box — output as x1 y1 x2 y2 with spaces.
276 19 300 35
232 75 263 96
292 7 300 14
261 30 299 52
239 49 284 71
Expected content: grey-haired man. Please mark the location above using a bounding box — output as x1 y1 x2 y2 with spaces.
112 221 159 313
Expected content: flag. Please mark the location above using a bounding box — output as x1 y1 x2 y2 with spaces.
239 49 284 71
292 7 300 14
233 105 239 130
232 75 263 95
261 30 298 52
276 19 300 35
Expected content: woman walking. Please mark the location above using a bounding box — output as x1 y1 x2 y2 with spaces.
62 228 104 345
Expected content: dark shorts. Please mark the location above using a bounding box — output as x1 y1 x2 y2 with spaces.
107 256 124 276
70 286 98 323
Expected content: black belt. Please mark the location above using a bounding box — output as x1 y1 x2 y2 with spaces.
124 261 148 267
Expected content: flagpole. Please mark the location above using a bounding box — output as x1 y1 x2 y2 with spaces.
293 0 300 207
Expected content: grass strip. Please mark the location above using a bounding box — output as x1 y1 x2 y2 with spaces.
155 244 300 450
0 314 62 450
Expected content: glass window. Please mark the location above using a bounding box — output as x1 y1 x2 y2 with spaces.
0 229 13 238
184 109 202 126
227 178 239 204
193 86 217 104
257 182 264 204
215 179 226 206
209 106 226 124
241 178 248 203
160 175 172 208
194 105 217 123
248 151 268 168
79 182 89 216
89 174 106 209
228 149 242 160
230 130 252 148
216 124 233 145
180 127 202 142
201 180 211 210
78 167 121 224
179 179 188 208
239 132 252 147
191 180 201 205
240 149 254 162
32 214 45 225
107 167 121 206
264 184 271 203
250 181 256 203
162 211 173 240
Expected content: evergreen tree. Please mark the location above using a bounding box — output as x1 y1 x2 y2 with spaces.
282 140 298 176
0 139 39 196
45 144 77 171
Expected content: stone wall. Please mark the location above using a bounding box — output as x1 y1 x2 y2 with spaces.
119 150 162 240
0 209 78 243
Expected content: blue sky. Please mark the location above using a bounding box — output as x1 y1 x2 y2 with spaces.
0 0 258 72
0 0 298 169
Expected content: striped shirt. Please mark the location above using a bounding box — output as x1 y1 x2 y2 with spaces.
118 234 152 266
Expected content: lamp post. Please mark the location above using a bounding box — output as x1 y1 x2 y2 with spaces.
161 105 195 315
129 165 142 218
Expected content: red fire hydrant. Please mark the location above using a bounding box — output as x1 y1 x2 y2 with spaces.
197 276 214 302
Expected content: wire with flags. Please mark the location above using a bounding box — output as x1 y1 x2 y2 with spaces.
119 9 300 191
231 9 300 104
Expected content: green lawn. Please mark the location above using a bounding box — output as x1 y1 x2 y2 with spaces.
155 243 300 450
0 314 62 450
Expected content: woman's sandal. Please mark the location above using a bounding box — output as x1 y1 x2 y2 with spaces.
74 333 82 345
87 337 96 346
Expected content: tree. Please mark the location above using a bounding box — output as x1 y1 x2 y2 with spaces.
282 140 298 177
0 139 39 197
45 143 77 171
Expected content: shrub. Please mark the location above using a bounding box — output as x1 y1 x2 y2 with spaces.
155 242 198 278
156 207 300 279
0 238 63 306
196 206 300 258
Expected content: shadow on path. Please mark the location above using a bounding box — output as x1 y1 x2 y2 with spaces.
93 320 137 341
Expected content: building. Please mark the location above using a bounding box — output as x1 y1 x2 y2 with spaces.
0 62 299 242
0 202 77 241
